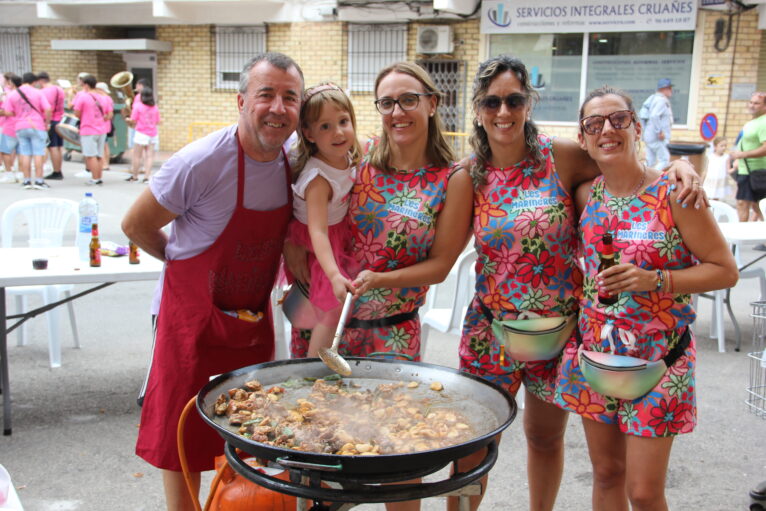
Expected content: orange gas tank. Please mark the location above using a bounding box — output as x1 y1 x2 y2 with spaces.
208 455 296 511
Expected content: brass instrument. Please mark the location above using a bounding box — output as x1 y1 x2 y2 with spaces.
110 71 135 113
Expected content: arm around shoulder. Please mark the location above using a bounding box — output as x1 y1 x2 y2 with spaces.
552 137 601 194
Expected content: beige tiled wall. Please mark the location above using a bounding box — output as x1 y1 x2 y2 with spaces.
26 9 764 154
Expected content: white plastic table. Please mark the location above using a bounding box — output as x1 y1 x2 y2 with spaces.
0 247 163 435
707 222 766 351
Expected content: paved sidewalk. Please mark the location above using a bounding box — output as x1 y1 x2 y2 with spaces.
0 156 764 510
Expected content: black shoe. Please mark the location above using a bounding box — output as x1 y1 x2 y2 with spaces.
44 172 63 180
755 244 766 252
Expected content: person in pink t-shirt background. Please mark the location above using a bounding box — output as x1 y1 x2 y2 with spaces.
0 73 19 183
126 87 160 183
0 72 51 189
37 71 66 180
72 73 113 186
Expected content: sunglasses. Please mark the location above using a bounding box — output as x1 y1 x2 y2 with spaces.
374 92 432 115
580 110 636 135
479 93 528 112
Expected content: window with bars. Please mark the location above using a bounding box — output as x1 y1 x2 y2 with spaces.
348 24 407 93
0 28 31 77
214 26 266 90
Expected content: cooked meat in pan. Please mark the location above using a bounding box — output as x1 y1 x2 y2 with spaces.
213 377 475 455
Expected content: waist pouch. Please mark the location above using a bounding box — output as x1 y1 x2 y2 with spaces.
480 302 575 362
578 326 691 400
346 309 418 330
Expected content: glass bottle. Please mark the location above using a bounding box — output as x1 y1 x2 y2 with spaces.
129 241 140 264
598 233 618 305
89 223 101 268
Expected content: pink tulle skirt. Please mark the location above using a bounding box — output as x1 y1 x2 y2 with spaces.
285 217 359 313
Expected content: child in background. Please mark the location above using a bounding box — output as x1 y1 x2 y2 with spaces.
126 87 160 183
704 136 735 203
287 83 361 357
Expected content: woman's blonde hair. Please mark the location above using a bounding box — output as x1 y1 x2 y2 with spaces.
367 62 454 172
293 83 362 179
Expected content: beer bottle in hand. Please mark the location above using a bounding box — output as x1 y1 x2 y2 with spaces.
598 233 617 305
89 223 101 267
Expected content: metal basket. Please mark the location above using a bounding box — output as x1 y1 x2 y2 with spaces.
746 301 766 418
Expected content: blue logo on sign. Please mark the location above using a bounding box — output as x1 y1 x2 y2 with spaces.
488 3 511 27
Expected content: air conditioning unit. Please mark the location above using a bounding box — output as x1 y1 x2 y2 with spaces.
416 25 453 54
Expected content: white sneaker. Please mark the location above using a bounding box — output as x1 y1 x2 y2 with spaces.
15 171 23 182
85 179 103 186
0 172 15 183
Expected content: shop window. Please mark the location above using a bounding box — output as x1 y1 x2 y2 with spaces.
489 34 583 123
214 26 266 91
348 24 407 93
0 28 31 77
489 30 694 125
587 31 694 125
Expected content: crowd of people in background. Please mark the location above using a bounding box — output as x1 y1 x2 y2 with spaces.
0 71 158 187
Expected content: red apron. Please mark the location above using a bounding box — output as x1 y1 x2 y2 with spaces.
136 135 292 471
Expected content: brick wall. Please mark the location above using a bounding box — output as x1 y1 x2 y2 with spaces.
28 10 762 155
155 25 238 151
30 26 100 83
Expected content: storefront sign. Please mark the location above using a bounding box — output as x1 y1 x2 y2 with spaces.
481 0 697 34
700 113 718 141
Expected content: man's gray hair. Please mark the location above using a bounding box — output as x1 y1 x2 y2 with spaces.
238 52 304 95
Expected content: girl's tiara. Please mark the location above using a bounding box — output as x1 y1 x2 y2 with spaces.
303 82 343 101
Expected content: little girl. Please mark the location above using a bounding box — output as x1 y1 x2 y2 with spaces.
704 136 735 202
288 83 361 357
126 87 160 183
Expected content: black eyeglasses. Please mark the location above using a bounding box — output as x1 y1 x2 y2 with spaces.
374 93 432 115
580 110 635 135
479 93 528 112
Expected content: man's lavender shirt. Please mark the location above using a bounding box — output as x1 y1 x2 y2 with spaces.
148 124 292 314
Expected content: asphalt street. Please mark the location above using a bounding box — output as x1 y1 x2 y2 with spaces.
0 154 764 510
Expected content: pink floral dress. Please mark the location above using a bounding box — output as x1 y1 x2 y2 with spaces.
459 135 582 400
554 174 698 437
290 144 453 360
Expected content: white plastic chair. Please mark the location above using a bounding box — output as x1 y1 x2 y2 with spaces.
694 200 766 352
1 198 81 368
420 248 478 356
271 284 292 360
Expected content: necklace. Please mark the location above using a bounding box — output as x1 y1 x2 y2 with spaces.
604 164 646 225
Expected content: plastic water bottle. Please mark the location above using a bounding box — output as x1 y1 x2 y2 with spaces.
76 192 99 261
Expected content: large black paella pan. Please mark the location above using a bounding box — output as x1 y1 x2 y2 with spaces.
197 357 517 475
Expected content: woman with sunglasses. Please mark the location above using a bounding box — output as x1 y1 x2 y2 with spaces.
451 56 705 511
553 86 736 510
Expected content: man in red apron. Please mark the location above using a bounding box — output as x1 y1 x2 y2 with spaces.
122 52 303 510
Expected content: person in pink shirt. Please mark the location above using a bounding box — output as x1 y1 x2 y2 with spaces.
72 74 112 185
0 72 51 189
0 73 19 182
95 82 115 170
126 87 160 183
37 71 66 180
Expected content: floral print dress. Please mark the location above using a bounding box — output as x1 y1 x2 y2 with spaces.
290 146 453 360
459 135 582 400
554 174 698 437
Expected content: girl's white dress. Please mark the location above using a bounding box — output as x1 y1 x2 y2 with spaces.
703 152 735 202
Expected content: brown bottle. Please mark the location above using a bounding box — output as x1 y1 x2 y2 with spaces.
89 223 101 267
129 241 140 264
598 233 617 305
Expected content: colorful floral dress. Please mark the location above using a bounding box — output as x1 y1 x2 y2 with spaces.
290 145 453 360
554 174 698 437
459 135 582 400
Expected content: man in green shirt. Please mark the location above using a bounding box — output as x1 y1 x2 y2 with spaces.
730 92 766 222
